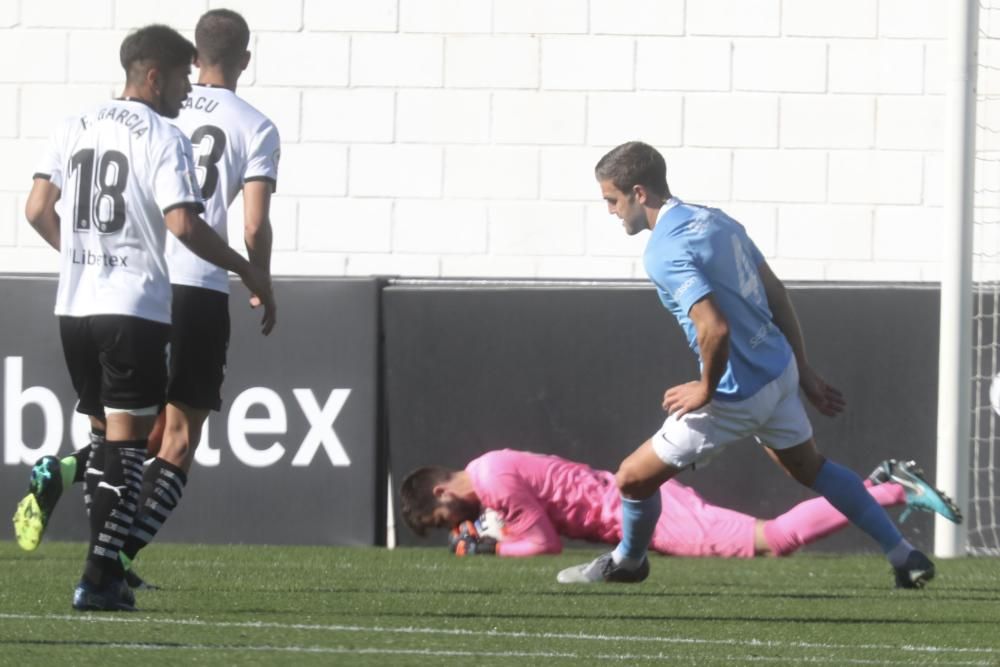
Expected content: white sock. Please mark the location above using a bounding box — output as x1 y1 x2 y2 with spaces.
887 538 916 568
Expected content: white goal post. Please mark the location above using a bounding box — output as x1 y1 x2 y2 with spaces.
937 0 1000 557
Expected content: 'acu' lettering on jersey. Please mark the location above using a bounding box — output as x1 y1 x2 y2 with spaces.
36 100 203 324
167 84 281 294
642 199 792 401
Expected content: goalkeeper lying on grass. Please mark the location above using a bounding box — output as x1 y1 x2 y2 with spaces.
399 449 961 557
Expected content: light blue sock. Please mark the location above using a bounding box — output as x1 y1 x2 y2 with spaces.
811 460 903 554
613 493 662 565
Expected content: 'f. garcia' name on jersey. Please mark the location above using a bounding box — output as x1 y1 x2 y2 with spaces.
94 105 150 138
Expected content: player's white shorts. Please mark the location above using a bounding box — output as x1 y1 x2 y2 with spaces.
651 357 813 469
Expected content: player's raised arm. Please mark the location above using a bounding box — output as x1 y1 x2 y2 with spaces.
25 178 61 251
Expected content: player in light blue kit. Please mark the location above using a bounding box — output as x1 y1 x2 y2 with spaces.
557 141 939 589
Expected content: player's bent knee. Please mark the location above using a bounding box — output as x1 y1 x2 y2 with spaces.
772 440 825 487
615 466 657 500
158 434 191 467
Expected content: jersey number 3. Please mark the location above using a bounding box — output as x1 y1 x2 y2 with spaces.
732 235 764 305
70 148 129 234
190 125 227 199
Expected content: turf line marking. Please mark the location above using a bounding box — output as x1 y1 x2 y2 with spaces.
0 613 995 658
7 641 995 665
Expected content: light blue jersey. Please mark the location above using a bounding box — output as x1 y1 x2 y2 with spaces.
643 200 791 401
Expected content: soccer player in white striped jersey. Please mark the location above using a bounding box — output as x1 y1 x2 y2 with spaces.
20 24 273 611
12 10 281 587
114 9 282 580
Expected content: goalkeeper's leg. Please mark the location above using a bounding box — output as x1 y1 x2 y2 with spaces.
759 479 905 556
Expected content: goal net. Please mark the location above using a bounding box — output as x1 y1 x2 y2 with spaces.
970 0 1000 556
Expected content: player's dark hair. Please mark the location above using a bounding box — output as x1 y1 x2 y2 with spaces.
595 141 670 198
120 24 196 85
195 9 251 69
399 466 455 537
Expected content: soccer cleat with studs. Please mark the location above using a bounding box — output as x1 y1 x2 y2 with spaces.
556 551 650 584
893 549 936 590
885 460 963 524
867 459 894 485
12 456 64 551
72 577 137 612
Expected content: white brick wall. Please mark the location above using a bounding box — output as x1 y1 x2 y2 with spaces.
0 1 956 282
399 0 491 34
637 39 731 91
396 89 490 144
688 0 780 38
780 95 875 149
0 4 18 28
445 36 539 88
684 94 777 148
445 146 537 199
492 91 586 145
304 0 396 33
302 89 395 143
0 193 15 246
0 86 17 137
587 92 683 147
733 40 827 93
22 0 113 28
782 0 876 38
351 34 443 87
115 1 208 30
493 0 588 35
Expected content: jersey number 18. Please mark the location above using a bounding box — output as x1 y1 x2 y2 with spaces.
69 148 129 234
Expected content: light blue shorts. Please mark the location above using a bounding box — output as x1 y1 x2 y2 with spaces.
652 357 814 469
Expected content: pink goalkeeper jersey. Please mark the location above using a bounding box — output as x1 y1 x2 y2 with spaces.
465 449 757 558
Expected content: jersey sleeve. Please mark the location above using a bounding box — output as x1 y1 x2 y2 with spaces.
646 250 712 315
34 116 78 189
244 120 280 191
154 132 205 214
485 474 562 557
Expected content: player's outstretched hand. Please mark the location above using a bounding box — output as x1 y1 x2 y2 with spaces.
799 364 845 417
662 380 711 418
241 265 277 335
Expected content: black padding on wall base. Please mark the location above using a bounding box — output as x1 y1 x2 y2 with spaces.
385 283 940 553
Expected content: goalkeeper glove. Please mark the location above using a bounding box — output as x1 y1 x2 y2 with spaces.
449 520 497 556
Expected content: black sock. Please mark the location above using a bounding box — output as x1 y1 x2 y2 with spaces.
69 443 93 485
82 440 106 517
82 440 145 588
122 458 187 562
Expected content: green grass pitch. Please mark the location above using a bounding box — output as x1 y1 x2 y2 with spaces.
0 542 998 665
